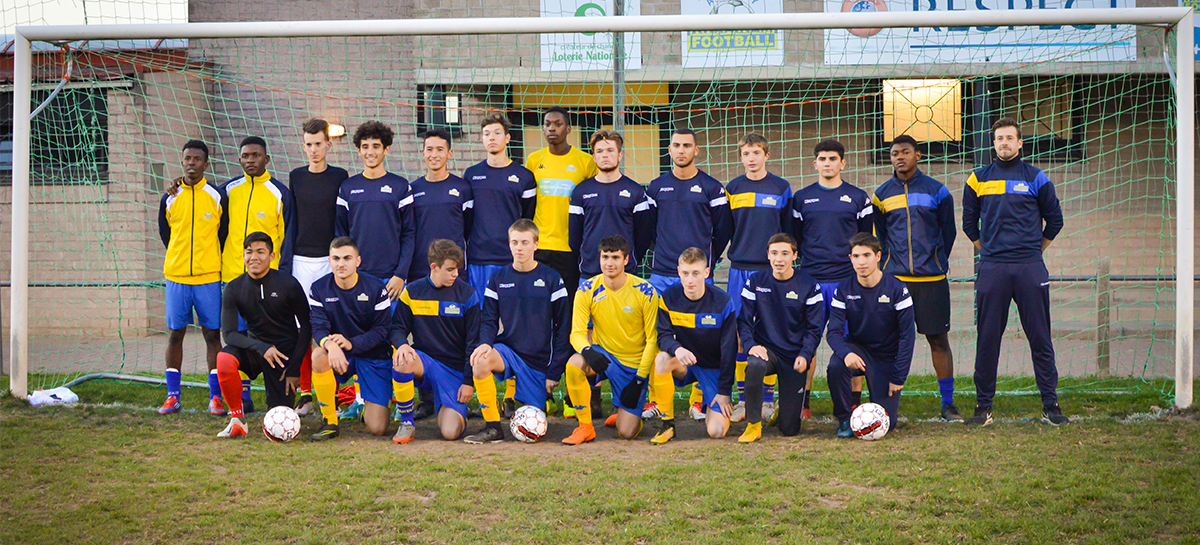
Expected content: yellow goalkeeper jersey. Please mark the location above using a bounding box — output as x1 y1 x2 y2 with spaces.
571 273 659 378
526 146 597 253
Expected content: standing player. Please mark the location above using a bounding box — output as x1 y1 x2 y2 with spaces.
872 135 960 421
464 114 538 418
722 133 792 425
650 247 738 444
306 237 393 441
963 118 1067 426
157 140 226 415
390 240 482 443
645 128 733 419
736 233 825 442
791 139 873 417
408 129 474 282
288 118 350 417
826 233 915 437
568 129 654 283
562 235 659 445
214 232 311 438
464 219 571 444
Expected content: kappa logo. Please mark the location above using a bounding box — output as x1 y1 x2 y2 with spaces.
763 197 776 206
350 189 364 194
449 188 460 197
804 198 819 204
499 283 516 288
786 291 799 300
619 189 631 198
472 176 487 181
690 185 702 193
583 193 599 199
840 195 852 203
1015 182 1029 192
381 185 393 194
566 165 577 172
357 293 369 301
659 187 675 193
324 297 339 303
204 212 213 219
879 294 891 303
534 279 546 287
847 295 862 300
755 286 772 293
413 192 427 198
256 211 266 219
537 164 546 170
701 315 717 326
508 175 520 183
445 304 460 315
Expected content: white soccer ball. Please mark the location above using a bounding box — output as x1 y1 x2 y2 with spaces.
850 402 890 441
510 405 548 443
262 406 302 443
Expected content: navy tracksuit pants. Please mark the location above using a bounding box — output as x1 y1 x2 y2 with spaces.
973 261 1059 409
828 344 901 432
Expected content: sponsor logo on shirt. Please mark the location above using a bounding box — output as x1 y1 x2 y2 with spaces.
690 185 702 193
351 189 364 194
381 185 393 193
499 283 516 289
786 291 798 300
566 165 577 172
256 211 266 219
840 195 852 203
445 304 461 315
508 175 520 183
357 293 369 301
534 279 546 287
619 190 631 198
472 176 487 180
804 198 819 204
879 294 891 303
449 188 460 197
583 193 598 199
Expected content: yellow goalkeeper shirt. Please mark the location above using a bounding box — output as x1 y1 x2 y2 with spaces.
526 146 597 252
571 273 659 378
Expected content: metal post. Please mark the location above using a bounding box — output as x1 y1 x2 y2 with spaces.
611 0 627 150
1096 259 1111 378
1173 11 1194 409
9 33 32 399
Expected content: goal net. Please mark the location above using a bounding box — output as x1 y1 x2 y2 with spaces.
3 3 1194 404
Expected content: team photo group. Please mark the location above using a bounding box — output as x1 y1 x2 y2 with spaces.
157 105 1068 446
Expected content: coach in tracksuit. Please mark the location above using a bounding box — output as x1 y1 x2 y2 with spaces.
962 118 1067 426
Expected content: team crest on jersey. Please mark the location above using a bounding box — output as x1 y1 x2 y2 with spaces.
257 211 266 218
1015 182 1029 193
566 165 577 172
270 292 278 297
840 195 852 203
763 197 776 206
204 213 213 219
534 279 546 287
357 293 369 301
623 305 633 313
786 291 798 300
381 185 393 194
449 188 460 197
879 294 891 303
445 304 460 315
690 185 702 193
701 315 717 326
619 190 631 198
508 175 520 182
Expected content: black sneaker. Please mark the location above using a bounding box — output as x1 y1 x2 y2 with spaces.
965 406 993 426
1042 404 1070 426
463 425 504 444
412 400 435 421
309 423 340 442
941 402 964 422
502 398 517 420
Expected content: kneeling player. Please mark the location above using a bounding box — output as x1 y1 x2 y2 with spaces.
736 233 824 442
215 232 312 438
651 247 737 443
307 237 394 440
391 240 481 443
464 219 571 443
827 233 915 437
563 235 659 444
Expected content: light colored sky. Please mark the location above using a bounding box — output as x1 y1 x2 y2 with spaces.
2 0 187 36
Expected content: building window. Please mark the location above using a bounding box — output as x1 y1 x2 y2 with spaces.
0 88 109 184
416 85 463 138
883 79 963 143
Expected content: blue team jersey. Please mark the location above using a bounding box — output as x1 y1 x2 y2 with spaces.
646 169 733 276
308 273 393 361
791 181 874 282
827 274 916 385
872 170 956 281
409 174 474 280
657 284 739 396
568 176 654 277
391 277 481 385
336 172 415 281
963 157 1064 264
737 269 825 363
725 173 793 270
481 264 572 381
464 160 537 266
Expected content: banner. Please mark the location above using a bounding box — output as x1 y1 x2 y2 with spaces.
681 0 785 68
1184 0 1199 61
824 0 1137 65
540 0 643 71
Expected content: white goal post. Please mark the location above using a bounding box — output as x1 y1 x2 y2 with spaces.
7 8 1194 407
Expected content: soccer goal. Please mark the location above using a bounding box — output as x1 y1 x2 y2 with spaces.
5 6 1194 407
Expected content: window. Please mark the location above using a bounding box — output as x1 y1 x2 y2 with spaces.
415 85 463 138
883 79 963 143
0 88 109 184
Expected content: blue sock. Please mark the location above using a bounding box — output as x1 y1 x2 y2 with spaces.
938 377 955 406
165 369 181 398
241 379 252 401
207 370 221 399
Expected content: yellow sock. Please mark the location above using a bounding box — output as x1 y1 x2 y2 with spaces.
311 369 339 426
354 375 362 400
504 377 515 401
653 370 676 420
474 374 500 423
735 359 747 399
689 385 704 405
565 365 592 425
238 370 250 381
393 376 415 423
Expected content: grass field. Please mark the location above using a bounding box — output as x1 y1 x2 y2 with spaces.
2 375 1198 544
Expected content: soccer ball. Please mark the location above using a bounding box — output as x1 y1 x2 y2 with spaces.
850 402 890 441
262 406 302 443
510 405 548 443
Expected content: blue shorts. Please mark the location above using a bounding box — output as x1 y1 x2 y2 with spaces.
166 280 222 330
649 273 712 295
727 267 766 314
493 343 548 408
593 345 646 415
219 281 247 332
336 357 392 407
415 350 468 420
674 366 723 413
818 281 841 324
468 264 506 297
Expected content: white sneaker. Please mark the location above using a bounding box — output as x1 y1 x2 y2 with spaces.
689 402 706 421
730 401 746 423
764 401 778 427
217 418 247 438
295 401 314 417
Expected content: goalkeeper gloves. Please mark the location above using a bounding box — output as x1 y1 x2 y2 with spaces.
620 376 647 409
580 346 609 373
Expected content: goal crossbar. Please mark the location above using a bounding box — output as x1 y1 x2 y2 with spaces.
7 9 1194 407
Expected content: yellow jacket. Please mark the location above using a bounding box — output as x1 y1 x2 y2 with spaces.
219 171 295 282
159 178 225 284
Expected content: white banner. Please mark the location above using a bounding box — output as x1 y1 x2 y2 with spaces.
540 0 643 71
681 0 785 68
824 0 1137 65
1185 0 1199 60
